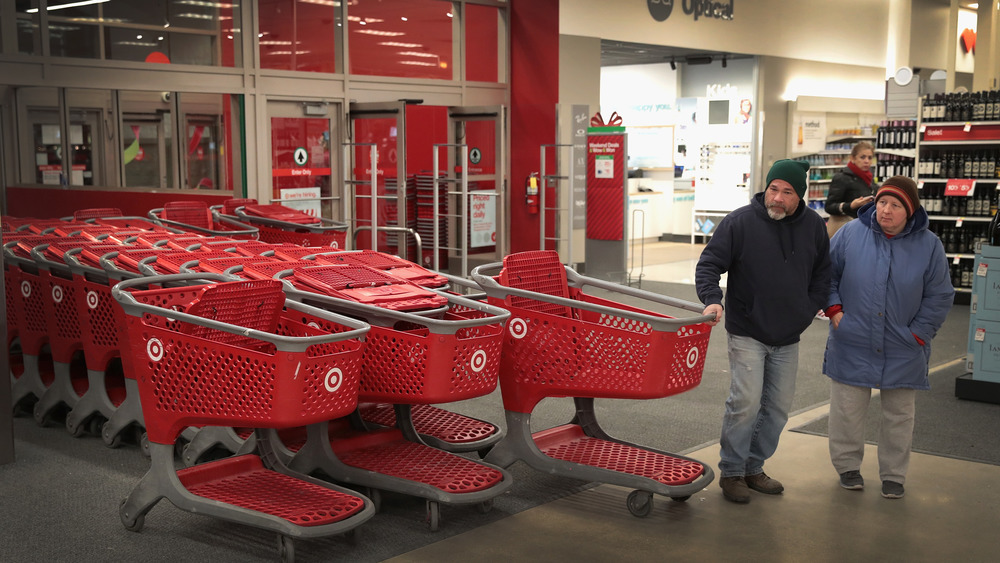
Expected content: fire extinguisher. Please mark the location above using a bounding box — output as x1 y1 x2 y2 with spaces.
525 172 539 215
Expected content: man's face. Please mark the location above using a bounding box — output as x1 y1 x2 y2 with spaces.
764 179 800 220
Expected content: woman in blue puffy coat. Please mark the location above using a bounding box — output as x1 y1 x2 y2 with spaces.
822 176 954 500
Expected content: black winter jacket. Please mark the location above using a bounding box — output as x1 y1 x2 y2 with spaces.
824 167 875 219
696 192 832 346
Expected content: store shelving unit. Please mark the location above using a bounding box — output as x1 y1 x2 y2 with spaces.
913 107 1000 297
797 133 876 216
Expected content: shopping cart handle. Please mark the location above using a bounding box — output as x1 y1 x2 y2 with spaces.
431 271 490 302
112 273 370 352
470 263 715 330
29 243 75 272
63 248 109 278
148 209 260 239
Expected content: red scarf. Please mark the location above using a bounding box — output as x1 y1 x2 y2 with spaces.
847 161 873 186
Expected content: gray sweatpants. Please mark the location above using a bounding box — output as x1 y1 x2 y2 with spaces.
828 379 916 484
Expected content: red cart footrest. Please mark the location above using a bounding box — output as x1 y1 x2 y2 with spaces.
534 424 705 486
177 454 366 526
334 434 503 493
359 403 498 444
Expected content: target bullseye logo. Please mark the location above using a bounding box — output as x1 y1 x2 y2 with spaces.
509 318 528 340
324 368 344 392
86 291 100 309
308 321 321 330
52 285 64 303
685 347 699 368
21 281 31 298
470 349 487 373
147 338 164 362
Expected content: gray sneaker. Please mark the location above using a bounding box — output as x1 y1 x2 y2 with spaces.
839 470 864 490
881 480 905 499
719 476 751 503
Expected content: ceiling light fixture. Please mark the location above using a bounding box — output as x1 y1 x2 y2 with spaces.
27 0 109 13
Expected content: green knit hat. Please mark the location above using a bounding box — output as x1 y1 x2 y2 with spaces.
765 159 810 199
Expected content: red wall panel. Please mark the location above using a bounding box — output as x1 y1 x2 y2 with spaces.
509 0 559 252
5 186 231 220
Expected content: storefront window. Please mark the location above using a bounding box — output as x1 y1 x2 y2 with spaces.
120 90 174 189
464 3 501 83
38 0 240 66
66 89 114 187
259 0 341 74
14 1 39 55
180 93 243 191
349 0 454 80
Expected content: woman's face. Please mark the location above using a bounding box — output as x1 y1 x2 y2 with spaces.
851 149 874 172
876 195 908 235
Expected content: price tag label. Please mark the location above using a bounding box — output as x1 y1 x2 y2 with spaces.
920 124 927 133
956 217 964 227
975 327 986 342
978 262 989 277
953 255 962 265
918 181 924 189
964 122 973 132
945 178 976 197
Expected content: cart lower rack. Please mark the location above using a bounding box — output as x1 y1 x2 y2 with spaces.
472 250 717 517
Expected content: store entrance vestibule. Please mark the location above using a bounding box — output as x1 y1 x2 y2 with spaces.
347 101 507 274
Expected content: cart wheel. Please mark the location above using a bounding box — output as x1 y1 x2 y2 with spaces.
87 416 105 437
103 422 122 449
626 490 653 518
119 498 145 532
476 498 494 514
277 534 295 563
33 406 50 428
138 429 151 458
670 495 691 502
426 500 440 532
66 415 87 438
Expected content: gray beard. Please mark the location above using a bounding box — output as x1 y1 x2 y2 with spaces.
767 206 787 220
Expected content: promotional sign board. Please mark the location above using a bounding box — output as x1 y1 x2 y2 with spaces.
279 187 322 217
586 128 627 240
470 192 496 248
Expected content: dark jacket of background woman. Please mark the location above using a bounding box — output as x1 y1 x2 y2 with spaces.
825 167 875 219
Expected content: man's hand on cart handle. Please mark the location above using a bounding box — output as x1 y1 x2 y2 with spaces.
703 303 723 327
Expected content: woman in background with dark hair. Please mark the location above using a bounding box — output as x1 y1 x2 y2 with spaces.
825 141 877 238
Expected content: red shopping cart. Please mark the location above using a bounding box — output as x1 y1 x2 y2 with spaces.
471 250 717 517
273 264 513 530
222 199 349 249
112 274 375 559
148 200 258 239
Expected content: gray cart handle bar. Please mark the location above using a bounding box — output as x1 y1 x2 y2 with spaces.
112 273 370 353
147 208 259 239
470 262 716 331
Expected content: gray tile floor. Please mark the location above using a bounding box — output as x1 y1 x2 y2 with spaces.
386 242 998 563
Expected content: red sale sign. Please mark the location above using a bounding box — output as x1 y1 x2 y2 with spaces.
945 178 976 197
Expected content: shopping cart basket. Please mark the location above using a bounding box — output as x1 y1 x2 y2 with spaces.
226 200 349 249
471 250 717 517
148 200 258 239
273 265 513 530
59 241 138 437
112 273 374 560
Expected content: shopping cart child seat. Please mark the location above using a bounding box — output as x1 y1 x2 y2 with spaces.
471 250 717 517
113 274 375 559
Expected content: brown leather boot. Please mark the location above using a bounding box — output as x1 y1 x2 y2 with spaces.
745 472 784 494
719 476 751 503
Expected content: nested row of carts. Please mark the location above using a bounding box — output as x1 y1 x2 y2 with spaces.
4 201 716 562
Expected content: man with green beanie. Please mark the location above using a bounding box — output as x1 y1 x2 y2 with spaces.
696 159 831 503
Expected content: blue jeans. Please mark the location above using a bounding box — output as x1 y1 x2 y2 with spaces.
719 334 799 478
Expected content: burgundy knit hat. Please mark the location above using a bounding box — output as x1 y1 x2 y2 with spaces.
875 176 920 218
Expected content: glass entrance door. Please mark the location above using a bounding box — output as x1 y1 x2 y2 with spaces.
266 100 340 222
444 105 507 274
